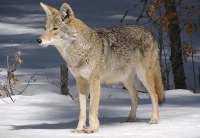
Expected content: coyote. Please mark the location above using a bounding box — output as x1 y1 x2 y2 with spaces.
38 2 164 133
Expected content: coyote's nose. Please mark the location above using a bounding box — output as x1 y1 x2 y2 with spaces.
37 39 42 44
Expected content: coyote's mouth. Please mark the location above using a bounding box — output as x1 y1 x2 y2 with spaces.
37 39 52 47
39 43 49 47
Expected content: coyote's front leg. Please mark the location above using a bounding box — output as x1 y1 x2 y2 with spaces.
84 77 101 133
72 76 87 133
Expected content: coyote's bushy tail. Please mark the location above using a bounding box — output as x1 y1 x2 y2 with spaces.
152 41 165 104
154 67 165 104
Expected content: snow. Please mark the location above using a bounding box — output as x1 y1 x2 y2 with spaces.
0 0 200 137
0 85 200 138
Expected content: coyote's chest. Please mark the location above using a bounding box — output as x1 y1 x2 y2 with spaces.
78 65 91 79
69 65 91 80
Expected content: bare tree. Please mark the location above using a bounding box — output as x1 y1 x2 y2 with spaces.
164 0 186 89
122 0 200 90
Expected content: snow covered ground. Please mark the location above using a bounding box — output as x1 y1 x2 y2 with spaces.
0 81 200 138
0 0 200 137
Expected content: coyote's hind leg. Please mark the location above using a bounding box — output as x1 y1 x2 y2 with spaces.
123 75 138 122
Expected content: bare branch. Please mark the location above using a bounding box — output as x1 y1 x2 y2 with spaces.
46 68 60 89
18 73 37 95
136 0 148 24
46 67 74 100
121 1 142 24
0 98 10 104
121 8 133 24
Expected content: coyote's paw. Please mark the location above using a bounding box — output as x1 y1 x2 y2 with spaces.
149 118 158 124
71 128 85 133
125 116 136 122
84 127 98 133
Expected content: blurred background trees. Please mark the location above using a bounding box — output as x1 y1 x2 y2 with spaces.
122 0 200 92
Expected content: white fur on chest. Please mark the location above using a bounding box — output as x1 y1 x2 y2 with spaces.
55 42 93 80
79 67 91 79
69 66 91 80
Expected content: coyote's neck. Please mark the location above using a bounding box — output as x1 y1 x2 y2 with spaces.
55 18 97 67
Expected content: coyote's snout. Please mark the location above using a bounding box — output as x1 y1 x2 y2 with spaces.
38 2 164 133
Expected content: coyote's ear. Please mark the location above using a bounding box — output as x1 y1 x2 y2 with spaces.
40 2 58 17
60 3 74 21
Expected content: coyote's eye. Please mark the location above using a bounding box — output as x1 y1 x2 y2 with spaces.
53 27 58 30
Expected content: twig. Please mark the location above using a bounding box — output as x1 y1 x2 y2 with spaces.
121 8 133 24
46 68 60 89
138 90 147 93
190 34 197 93
0 98 10 104
136 0 148 24
121 1 142 24
7 71 15 95
5 87 15 103
66 85 74 100
46 67 74 100
18 73 37 95
198 67 200 88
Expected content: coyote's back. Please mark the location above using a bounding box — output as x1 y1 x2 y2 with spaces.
38 2 164 133
96 25 164 102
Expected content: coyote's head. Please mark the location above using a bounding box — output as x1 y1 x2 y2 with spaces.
37 3 77 47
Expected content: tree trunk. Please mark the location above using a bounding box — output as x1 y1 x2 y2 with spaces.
60 64 68 95
164 0 186 89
